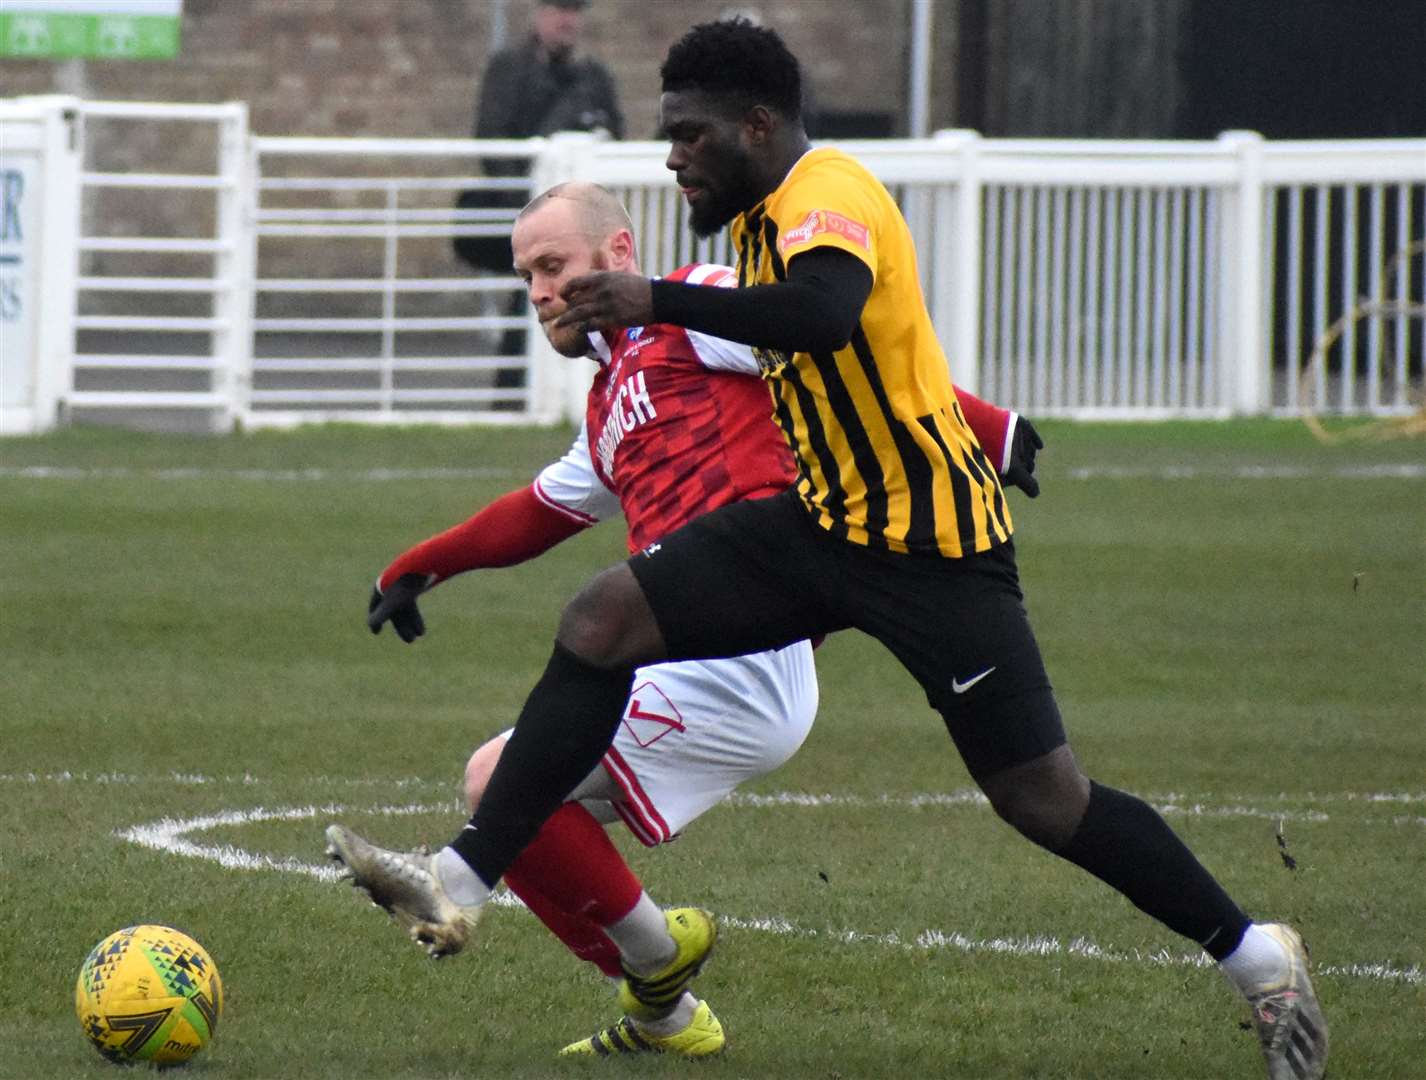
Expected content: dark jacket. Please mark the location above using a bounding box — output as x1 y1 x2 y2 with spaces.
474 36 624 173
455 37 624 271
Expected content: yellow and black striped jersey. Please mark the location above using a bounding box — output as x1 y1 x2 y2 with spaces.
730 147 1012 558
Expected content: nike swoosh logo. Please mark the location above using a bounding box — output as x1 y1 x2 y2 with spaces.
951 667 996 694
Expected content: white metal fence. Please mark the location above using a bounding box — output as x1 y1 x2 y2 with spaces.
1265 143 1426 415
250 136 543 425
1 96 1421 434
66 100 249 431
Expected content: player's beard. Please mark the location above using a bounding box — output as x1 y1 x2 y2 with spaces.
545 306 595 358
546 320 592 358
689 149 763 239
543 251 609 358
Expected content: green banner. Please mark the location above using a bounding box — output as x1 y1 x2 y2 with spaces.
1 11 181 60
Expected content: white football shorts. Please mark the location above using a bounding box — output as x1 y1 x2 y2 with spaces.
501 640 817 846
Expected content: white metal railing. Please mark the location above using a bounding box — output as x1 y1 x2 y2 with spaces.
973 136 1243 417
580 131 1424 419
64 100 250 430
249 136 565 425
1263 141 1426 415
1 97 1421 434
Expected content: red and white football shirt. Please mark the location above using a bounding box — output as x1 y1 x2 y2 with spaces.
534 263 794 552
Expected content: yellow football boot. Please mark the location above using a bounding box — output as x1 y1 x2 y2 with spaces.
559 999 725 1058
616 907 716 1020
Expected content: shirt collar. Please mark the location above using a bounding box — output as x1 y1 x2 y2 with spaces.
588 330 613 365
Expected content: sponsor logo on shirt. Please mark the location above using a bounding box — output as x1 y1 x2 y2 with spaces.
779 208 870 253
595 369 657 478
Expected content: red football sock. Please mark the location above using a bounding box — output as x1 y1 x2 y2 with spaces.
504 873 623 977
502 801 645 979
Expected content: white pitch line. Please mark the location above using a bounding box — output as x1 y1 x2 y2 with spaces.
0 465 524 482
116 803 437 883
13 770 1424 825
13 769 1426 806
11 764 1426 810
112 800 1425 988
1068 463 1425 480
718 916 1424 988
726 790 1348 825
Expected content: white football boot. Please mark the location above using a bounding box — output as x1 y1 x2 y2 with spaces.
1243 923 1329 1080
324 824 482 958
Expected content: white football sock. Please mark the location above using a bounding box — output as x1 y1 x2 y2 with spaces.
1218 923 1290 995
633 992 698 1037
435 846 491 907
603 892 676 975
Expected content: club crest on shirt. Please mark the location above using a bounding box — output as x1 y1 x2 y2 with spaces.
624 326 655 352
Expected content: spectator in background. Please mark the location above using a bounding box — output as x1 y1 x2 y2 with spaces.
458 0 624 402
477 0 624 147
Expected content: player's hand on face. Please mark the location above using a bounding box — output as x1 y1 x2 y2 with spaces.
367 572 430 643
555 272 654 333
1002 416 1044 498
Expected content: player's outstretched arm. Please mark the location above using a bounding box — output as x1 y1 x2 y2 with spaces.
367 486 591 641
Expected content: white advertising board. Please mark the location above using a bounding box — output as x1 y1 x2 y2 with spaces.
0 129 43 433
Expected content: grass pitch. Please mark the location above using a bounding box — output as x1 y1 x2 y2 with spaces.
1 420 1422 1079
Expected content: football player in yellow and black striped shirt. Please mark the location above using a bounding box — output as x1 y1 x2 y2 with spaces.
344 20 1325 1079
728 147 1014 559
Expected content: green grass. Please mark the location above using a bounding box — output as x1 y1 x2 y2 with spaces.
2 420 1423 1079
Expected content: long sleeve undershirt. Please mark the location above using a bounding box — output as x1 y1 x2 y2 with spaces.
378 486 587 590
650 247 873 355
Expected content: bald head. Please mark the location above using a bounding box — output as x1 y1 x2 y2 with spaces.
517 181 637 253
512 182 640 358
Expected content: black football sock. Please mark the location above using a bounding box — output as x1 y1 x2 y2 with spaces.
451 642 634 888
1055 781 1251 960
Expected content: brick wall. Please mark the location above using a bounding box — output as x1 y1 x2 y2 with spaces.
1 0 922 141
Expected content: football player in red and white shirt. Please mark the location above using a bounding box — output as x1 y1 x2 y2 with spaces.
360 182 1040 1056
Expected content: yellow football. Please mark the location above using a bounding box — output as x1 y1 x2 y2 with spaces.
75 924 222 1066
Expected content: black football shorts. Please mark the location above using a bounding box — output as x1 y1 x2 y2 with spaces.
628 489 1065 779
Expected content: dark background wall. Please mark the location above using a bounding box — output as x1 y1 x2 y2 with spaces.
1178 0 1426 138
958 0 1187 137
955 0 1425 138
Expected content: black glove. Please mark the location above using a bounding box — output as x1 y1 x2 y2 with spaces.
1002 417 1043 498
368 573 429 643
